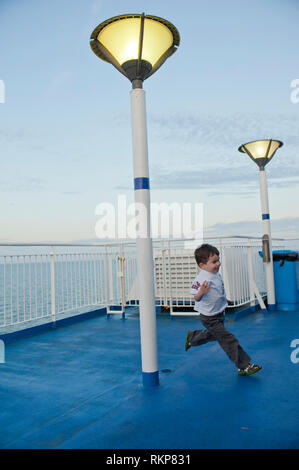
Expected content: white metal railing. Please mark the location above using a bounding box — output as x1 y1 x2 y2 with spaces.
0 235 294 330
0 243 130 330
149 236 285 315
150 240 268 315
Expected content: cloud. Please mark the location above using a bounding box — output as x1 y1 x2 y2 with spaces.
61 191 81 195
113 110 299 192
207 216 299 238
148 111 299 191
0 177 46 192
149 111 299 149
148 165 299 192
115 165 299 192
148 111 299 171
115 110 299 150
0 128 28 144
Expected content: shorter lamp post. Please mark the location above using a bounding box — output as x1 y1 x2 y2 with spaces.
90 13 180 387
238 139 283 311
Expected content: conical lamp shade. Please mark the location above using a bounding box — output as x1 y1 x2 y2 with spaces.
238 139 283 168
90 14 180 82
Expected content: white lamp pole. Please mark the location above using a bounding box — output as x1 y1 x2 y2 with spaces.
130 83 158 386
259 168 275 308
90 13 180 387
238 139 283 311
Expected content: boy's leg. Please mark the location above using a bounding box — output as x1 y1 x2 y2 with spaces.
199 312 251 370
188 328 216 347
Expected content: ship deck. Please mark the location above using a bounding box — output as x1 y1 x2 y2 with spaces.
0 307 299 450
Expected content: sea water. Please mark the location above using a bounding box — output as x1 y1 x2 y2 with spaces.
0 252 136 330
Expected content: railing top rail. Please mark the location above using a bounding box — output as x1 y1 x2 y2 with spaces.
0 237 195 247
0 234 297 248
203 235 288 241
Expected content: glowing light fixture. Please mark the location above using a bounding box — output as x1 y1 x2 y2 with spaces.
90 13 180 84
238 139 283 169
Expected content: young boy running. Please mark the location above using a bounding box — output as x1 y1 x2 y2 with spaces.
185 244 261 376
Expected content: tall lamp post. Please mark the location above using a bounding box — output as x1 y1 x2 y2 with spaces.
90 13 180 387
238 139 283 311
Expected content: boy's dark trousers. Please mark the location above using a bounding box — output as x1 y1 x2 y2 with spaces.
189 311 250 370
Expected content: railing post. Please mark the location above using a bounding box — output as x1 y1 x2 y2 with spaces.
3 257 6 327
162 247 167 309
247 240 255 311
108 248 114 305
50 246 56 328
0 339 5 363
220 245 233 306
247 238 267 313
119 243 126 319
104 246 109 316
167 240 173 316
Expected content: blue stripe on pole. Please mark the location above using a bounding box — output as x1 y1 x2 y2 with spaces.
134 177 150 190
262 213 270 220
142 371 159 387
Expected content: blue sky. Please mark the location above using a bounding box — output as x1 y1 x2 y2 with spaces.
0 0 299 242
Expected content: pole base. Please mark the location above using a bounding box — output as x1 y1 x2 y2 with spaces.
142 371 159 388
267 304 276 311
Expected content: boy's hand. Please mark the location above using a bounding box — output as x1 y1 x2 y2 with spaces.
199 281 211 295
194 281 210 301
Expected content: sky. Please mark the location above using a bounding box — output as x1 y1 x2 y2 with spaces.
0 0 299 243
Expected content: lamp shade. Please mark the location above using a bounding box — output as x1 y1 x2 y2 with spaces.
238 139 283 168
90 13 180 82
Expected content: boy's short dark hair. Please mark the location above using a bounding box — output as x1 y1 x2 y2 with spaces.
194 244 219 266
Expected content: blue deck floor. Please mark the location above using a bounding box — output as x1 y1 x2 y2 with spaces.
0 307 299 449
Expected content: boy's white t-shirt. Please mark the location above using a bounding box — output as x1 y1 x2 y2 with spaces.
190 269 228 316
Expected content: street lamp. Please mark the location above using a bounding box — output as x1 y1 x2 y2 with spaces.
90 13 180 387
238 139 283 311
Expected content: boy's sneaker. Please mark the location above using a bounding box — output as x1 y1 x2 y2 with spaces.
185 331 192 351
238 363 262 376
